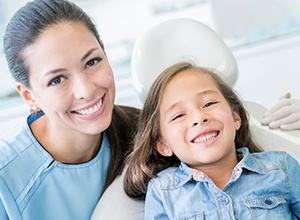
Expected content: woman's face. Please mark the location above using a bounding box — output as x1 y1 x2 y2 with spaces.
157 69 241 170
19 22 115 135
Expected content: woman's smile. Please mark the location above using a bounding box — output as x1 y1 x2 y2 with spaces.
72 96 106 120
73 98 103 115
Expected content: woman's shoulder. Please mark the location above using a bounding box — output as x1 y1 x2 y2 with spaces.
0 121 47 170
0 126 51 195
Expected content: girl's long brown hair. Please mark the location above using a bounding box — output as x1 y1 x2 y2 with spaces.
124 61 262 200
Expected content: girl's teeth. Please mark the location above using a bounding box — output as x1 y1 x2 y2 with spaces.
193 132 217 143
76 99 102 115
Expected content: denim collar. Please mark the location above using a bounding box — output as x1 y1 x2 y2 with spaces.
176 147 267 186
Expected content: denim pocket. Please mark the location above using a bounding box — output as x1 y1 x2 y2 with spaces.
178 211 205 220
244 194 287 219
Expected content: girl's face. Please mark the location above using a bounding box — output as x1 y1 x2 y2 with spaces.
157 69 241 170
18 22 115 135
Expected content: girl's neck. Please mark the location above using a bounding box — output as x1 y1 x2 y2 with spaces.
195 151 238 190
30 115 102 164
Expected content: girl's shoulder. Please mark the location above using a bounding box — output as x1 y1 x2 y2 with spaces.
150 165 191 190
149 167 179 189
250 150 298 171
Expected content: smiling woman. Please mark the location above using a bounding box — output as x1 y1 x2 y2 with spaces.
0 0 139 219
0 0 140 134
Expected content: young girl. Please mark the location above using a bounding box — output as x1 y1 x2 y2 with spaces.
124 62 300 219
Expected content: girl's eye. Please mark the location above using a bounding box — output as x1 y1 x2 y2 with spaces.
48 75 66 87
171 113 185 121
203 101 218 108
86 57 101 68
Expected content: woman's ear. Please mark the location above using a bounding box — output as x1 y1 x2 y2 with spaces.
16 82 39 110
156 140 173 157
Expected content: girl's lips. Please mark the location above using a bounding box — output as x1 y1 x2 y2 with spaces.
192 131 219 143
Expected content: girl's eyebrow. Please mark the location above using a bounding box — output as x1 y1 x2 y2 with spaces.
164 89 219 115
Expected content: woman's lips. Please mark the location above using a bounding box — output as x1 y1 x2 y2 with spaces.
73 99 103 115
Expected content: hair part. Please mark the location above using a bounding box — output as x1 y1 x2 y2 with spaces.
3 0 102 88
124 61 262 200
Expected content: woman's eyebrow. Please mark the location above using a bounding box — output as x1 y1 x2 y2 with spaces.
42 48 100 78
43 68 67 78
81 47 98 62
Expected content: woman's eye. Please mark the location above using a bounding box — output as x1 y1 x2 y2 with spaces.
86 57 101 68
48 76 66 86
203 101 218 108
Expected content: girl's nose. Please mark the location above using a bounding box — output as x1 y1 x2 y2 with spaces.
74 75 96 101
192 110 209 127
192 118 208 127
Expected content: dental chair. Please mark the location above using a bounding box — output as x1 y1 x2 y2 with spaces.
92 18 300 220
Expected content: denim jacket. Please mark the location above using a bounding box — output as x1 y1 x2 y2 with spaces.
144 147 300 220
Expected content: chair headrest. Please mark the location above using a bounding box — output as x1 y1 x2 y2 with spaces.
131 18 238 103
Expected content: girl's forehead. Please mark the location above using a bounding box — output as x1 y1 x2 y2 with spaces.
161 70 221 103
167 69 216 89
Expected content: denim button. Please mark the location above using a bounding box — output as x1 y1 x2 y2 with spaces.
264 199 272 205
222 197 230 205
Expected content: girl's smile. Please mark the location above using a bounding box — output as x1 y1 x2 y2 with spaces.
191 130 219 144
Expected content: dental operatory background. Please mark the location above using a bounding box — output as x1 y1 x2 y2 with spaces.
1 0 300 131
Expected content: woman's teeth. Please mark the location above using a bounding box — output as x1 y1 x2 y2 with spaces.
193 131 218 143
76 99 102 115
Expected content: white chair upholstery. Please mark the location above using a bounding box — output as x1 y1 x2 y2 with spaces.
92 18 300 220
132 18 238 102
91 167 144 220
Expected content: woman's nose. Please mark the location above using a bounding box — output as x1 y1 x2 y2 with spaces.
74 75 96 101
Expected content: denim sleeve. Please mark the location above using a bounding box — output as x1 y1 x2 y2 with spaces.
286 153 300 217
144 180 169 220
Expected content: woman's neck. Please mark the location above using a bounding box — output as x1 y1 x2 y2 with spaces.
30 115 102 164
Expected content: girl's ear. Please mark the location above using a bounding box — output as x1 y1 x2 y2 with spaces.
232 107 242 130
16 82 39 110
156 140 173 157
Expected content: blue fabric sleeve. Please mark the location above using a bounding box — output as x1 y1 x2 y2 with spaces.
144 180 169 220
0 178 22 220
0 199 8 220
286 153 300 217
